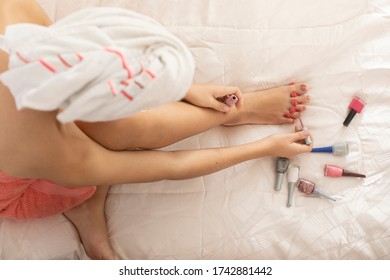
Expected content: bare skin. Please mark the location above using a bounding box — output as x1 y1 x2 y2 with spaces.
0 0 312 260
76 83 310 151
62 185 117 260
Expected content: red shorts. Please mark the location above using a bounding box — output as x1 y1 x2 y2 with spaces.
0 171 96 220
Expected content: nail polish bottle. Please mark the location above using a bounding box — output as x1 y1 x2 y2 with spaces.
219 94 238 106
296 178 336 202
286 165 299 207
324 164 366 178
343 96 366 127
311 142 349 156
274 157 289 191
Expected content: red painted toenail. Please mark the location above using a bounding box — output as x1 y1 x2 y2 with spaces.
290 91 297 97
289 81 295 85
284 112 292 118
289 107 296 114
291 99 298 106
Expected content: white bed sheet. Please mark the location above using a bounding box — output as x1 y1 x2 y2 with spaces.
1 0 390 259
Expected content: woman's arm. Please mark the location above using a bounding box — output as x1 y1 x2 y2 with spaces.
62 130 312 187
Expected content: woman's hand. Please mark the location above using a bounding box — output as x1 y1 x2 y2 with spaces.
184 84 243 112
261 130 313 158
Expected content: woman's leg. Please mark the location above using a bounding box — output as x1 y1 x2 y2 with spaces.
0 0 115 260
76 84 310 150
0 0 310 260
63 184 116 260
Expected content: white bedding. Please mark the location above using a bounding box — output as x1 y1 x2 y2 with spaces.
1 0 390 259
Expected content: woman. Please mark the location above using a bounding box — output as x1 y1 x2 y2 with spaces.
0 0 312 259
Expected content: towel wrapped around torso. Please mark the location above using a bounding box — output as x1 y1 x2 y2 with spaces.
0 7 195 122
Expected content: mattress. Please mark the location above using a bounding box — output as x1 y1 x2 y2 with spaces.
1 0 390 259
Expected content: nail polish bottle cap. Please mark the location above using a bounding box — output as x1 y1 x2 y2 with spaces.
286 182 295 208
312 188 336 202
286 166 299 208
333 142 349 156
274 173 284 191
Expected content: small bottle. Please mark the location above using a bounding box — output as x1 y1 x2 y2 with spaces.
286 165 299 207
343 96 366 127
296 178 336 202
324 164 366 178
218 94 238 106
311 142 349 156
274 157 289 191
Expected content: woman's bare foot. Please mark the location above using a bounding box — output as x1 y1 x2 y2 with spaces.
63 185 117 260
225 82 310 125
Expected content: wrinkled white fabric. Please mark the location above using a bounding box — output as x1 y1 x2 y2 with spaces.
0 7 194 122
3 0 390 261
0 35 7 53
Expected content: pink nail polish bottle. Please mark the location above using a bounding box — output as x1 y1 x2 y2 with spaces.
324 164 366 178
343 96 366 127
219 94 238 106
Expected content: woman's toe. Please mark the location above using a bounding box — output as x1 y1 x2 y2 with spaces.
294 95 310 105
293 82 309 94
290 111 302 119
295 104 306 112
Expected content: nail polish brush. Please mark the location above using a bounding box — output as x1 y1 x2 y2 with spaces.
297 178 336 202
324 164 366 178
311 142 349 156
286 165 299 207
343 96 366 127
274 157 289 191
297 117 311 145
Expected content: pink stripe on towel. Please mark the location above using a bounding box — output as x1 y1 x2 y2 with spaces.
0 171 95 220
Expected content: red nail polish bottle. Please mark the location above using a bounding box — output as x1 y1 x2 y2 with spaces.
343 97 366 127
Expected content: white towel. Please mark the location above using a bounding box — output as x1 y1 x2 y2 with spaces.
0 7 194 123
0 35 7 53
